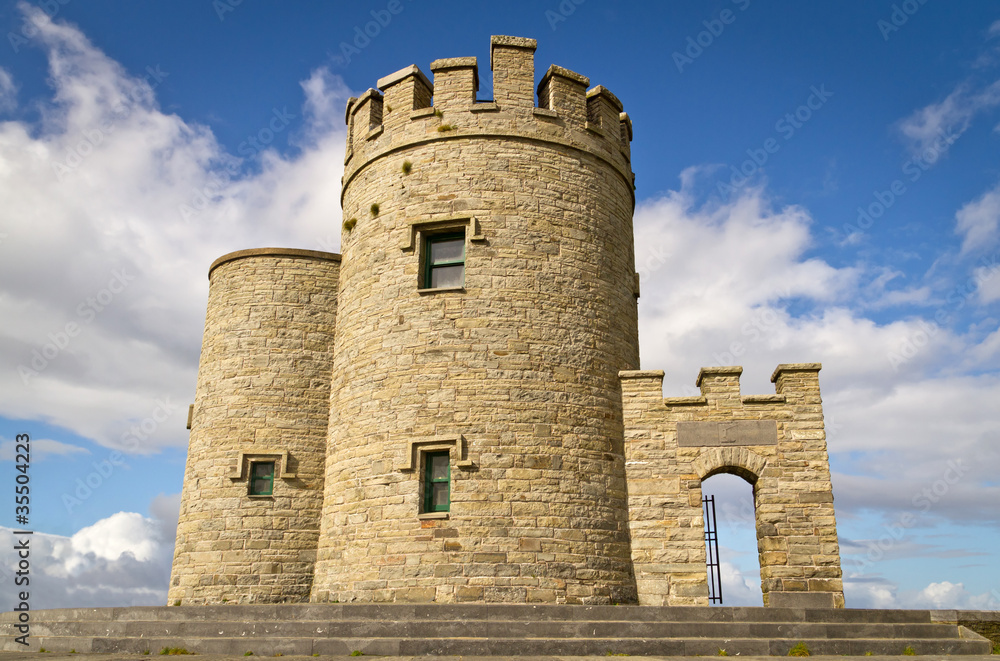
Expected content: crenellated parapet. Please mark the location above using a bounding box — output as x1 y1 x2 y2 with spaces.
342 35 634 207
619 364 844 609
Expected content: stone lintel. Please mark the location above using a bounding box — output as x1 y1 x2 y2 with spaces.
770 362 822 383
396 435 475 471
696 365 743 387
228 449 295 480
677 420 777 447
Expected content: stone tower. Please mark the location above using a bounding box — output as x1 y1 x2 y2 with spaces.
310 35 639 604
169 34 844 609
168 249 341 604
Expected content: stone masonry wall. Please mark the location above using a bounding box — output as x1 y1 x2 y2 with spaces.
311 36 641 605
168 249 340 604
619 364 844 608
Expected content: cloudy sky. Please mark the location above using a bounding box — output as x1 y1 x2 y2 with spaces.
0 0 998 610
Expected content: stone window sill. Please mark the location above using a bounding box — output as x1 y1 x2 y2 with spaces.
417 286 465 295
418 512 449 520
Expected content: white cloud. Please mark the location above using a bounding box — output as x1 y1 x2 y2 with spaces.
956 181 1000 255
633 185 972 395
69 512 161 564
0 7 350 453
897 81 1000 157
844 578 900 609
0 437 89 461
847 578 1000 610
0 67 16 112
975 262 1000 303
0 498 178 609
718 559 762 607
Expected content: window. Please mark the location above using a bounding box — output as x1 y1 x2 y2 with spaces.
249 461 275 496
424 233 465 289
423 451 450 512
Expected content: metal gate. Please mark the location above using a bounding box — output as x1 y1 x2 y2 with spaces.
703 495 723 604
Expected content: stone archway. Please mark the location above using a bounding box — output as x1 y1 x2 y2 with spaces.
620 365 845 608
693 446 768 484
693 447 770 606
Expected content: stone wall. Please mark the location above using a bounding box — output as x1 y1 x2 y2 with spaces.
168 249 340 604
619 364 844 608
954 612 1000 647
311 35 641 605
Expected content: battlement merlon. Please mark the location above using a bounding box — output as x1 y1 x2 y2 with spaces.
378 64 432 132
490 35 537 110
771 362 822 403
342 35 635 207
343 35 632 161
430 57 479 111
621 364 824 408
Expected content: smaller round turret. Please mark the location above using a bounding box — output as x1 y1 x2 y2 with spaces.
169 248 340 604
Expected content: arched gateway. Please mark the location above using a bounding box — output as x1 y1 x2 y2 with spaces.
619 364 844 608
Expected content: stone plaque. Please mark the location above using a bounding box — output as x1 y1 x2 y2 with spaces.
677 420 777 447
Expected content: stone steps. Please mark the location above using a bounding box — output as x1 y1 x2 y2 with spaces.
1 605 991 656
22 620 974 640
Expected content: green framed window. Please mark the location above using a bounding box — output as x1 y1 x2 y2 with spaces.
423 451 450 512
424 233 465 289
249 461 275 496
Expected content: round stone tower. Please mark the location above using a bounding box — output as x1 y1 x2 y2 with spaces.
312 35 640 604
169 248 341 604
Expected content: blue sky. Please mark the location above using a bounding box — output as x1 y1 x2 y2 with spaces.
0 0 998 610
